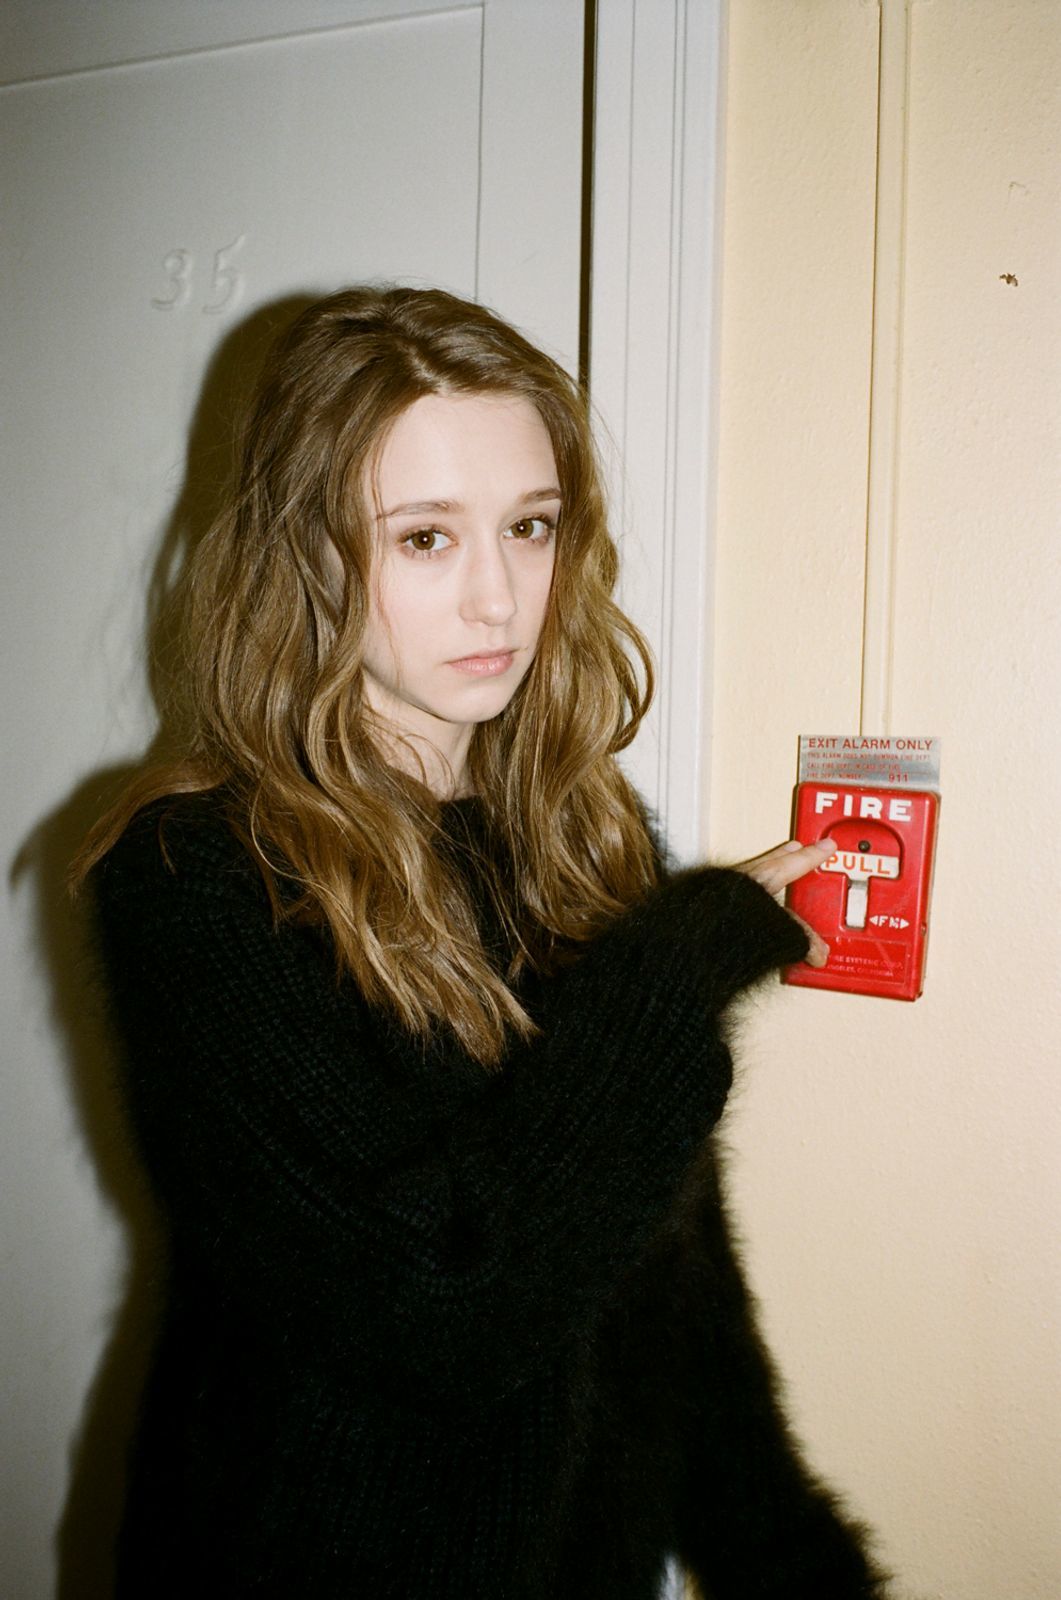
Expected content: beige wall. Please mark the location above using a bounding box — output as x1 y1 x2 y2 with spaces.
709 3 1060 1597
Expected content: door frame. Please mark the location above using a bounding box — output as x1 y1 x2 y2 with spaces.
588 0 726 863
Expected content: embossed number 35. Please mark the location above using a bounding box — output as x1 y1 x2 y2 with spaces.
152 235 246 314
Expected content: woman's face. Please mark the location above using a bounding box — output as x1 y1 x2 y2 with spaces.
358 390 559 781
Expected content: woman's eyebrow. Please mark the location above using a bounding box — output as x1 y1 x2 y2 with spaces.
377 487 562 520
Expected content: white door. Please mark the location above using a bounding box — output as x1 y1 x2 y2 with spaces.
0 4 582 1595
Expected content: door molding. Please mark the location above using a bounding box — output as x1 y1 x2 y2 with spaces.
589 0 726 863
0 0 472 85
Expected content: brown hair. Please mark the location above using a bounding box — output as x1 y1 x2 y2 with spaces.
72 285 659 1064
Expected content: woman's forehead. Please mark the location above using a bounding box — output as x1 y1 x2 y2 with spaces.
368 393 558 513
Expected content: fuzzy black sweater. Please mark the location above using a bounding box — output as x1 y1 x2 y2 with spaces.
92 793 888 1599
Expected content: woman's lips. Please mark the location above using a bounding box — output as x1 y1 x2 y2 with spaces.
447 651 516 676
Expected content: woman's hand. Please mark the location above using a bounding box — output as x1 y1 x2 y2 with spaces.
736 838 836 969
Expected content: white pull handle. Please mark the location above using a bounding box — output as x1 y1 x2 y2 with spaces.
820 849 901 931
845 877 870 930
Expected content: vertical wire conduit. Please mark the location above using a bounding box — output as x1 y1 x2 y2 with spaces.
861 0 915 736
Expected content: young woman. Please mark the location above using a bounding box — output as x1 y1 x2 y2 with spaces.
77 286 889 1598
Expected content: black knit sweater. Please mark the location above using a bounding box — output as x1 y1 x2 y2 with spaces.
92 793 888 1599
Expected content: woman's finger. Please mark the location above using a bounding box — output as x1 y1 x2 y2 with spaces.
789 912 830 968
738 837 836 895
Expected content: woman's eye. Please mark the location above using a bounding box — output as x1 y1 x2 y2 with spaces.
401 528 452 556
507 515 555 542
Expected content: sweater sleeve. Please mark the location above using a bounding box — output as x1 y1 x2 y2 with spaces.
92 798 810 1409
671 1147 890 1598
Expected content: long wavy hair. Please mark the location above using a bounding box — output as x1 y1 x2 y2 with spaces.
72 285 660 1065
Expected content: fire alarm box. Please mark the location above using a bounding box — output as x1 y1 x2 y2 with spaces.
783 736 941 1001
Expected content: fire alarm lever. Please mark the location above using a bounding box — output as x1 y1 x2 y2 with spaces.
818 822 903 930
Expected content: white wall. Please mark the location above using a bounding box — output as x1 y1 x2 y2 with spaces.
708 3 1060 1597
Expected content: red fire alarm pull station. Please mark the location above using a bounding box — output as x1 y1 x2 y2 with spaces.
783 736 941 1000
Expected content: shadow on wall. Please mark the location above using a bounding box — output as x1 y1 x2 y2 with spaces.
10 294 319 1599
13 767 161 1600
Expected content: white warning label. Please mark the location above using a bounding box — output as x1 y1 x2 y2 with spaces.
797 736 941 792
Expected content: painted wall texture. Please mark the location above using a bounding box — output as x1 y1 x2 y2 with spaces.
708 3 1060 1598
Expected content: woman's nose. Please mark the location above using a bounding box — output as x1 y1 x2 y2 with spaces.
458 540 518 627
